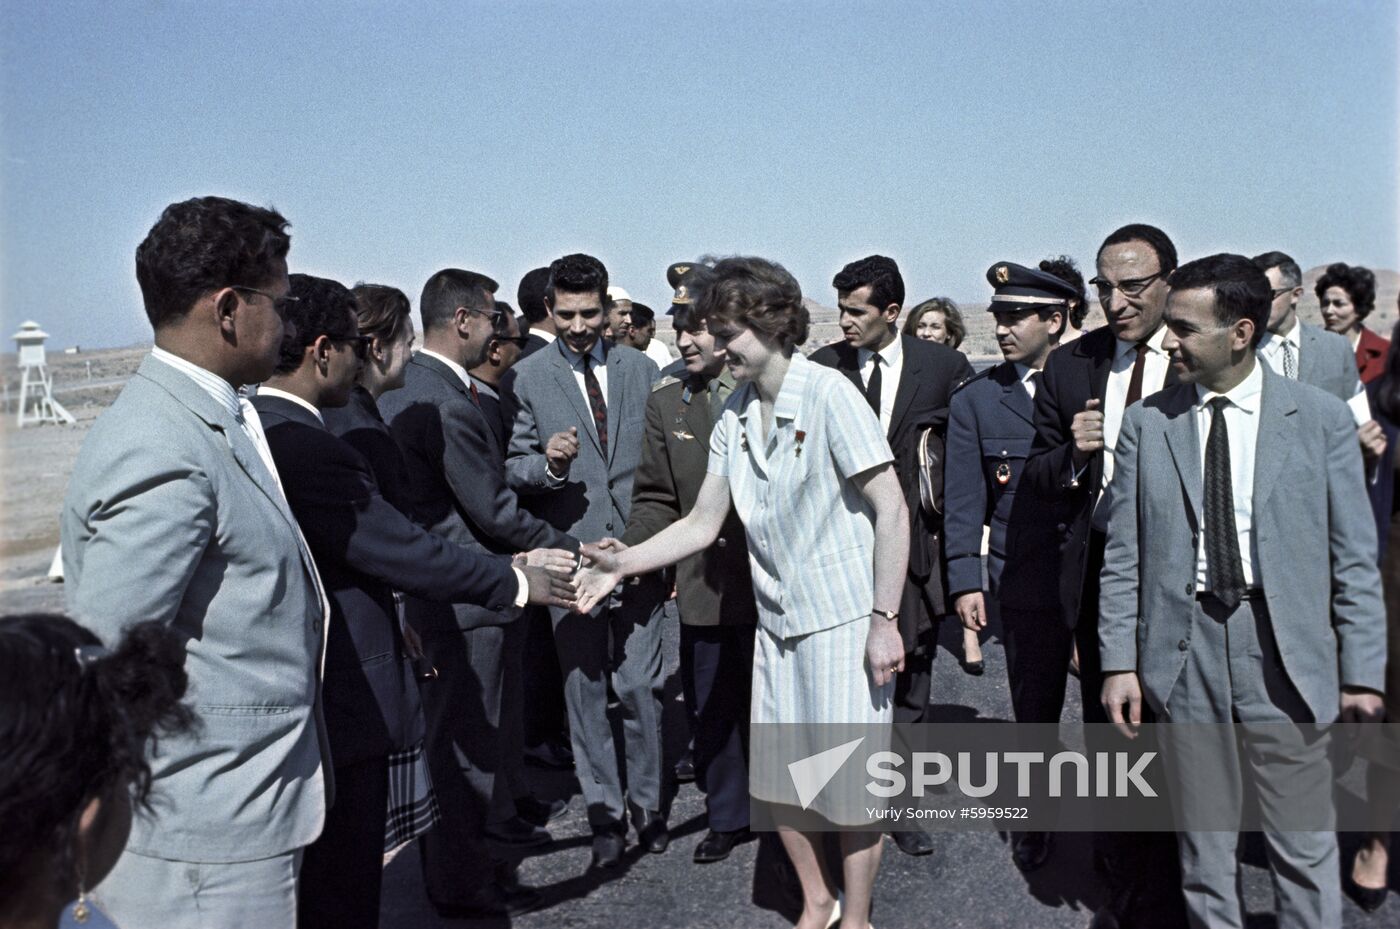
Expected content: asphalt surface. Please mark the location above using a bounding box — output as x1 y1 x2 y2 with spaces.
380 603 1399 928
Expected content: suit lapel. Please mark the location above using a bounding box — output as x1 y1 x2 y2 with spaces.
1162 389 1203 530
414 354 470 401
550 344 604 458
1298 324 1318 384
1252 368 1296 510
887 336 918 441
605 347 627 465
996 363 1035 425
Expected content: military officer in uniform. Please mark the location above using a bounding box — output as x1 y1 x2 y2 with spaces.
944 262 1076 873
621 261 760 864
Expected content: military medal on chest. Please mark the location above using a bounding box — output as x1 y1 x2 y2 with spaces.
995 462 1012 485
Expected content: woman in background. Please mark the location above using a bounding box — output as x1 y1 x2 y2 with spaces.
1348 319 1400 912
903 296 966 349
1316 262 1389 383
0 615 192 929
1039 255 1090 342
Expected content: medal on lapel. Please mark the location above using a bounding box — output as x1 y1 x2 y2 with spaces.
995 462 1012 485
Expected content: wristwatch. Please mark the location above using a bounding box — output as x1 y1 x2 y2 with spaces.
872 609 899 623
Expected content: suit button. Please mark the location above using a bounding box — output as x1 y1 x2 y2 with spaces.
1056 523 1067 533
1185 584 1192 595
1178 639 1188 651
1000 448 1009 457
606 522 614 531
717 538 728 548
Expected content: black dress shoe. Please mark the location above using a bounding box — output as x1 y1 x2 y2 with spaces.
674 750 696 783
590 829 627 869
960 656 985 676
485 814 552 847
1012 831 1053 872
524 739 575 769
634 809 670 853
1346 874 1389 913
516 794 570 825
694 828 750 863
891 827 935 856
431 883 545 919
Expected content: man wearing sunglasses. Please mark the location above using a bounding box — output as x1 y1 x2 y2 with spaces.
250 273 574 927
468 304 530 455
1023 223 1186 929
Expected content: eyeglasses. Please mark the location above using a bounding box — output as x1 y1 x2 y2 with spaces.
496 335 532 347
329 335 374 360
1269 287 1296 300
232 286 300 317
1089 270 1166 300
461 304 505 326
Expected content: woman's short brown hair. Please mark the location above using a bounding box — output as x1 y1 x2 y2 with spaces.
694 256 809 349
351 283 411 342
904 297 965 349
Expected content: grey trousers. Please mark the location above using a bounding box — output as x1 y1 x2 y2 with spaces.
550 572 667 828
1159 595 1339 929
92 848 302 929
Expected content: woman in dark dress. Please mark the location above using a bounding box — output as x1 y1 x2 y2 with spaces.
1349 320 1400 912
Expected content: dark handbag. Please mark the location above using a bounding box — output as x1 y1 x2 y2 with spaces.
916 428 945 519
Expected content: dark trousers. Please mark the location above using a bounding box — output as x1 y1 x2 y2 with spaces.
298 755 388 929
1077 528 1186 928
490 615 529 823
418 625 506 905
522 605 570 747
893 625 936 724
998 602 1074 724
681 623 755 833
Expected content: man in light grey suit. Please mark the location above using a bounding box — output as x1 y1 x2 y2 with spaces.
1100 253 1386 929
62 196 328 928
1253 250 1389 462
505 253 667 868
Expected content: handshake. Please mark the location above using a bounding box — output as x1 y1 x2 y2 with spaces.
511 538 631 614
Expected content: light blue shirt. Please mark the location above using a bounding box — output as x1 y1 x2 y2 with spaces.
708 353 894 639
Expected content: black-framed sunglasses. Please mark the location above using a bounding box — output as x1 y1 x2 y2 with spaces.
1089 270 1166 300
232 285 301 317
461 304 505 326
1269 287 1297 300
329 335 374 360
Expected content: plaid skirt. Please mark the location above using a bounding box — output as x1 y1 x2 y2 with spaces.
385 739 440 852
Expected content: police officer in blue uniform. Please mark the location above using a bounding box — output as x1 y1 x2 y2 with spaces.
943 261 1075 873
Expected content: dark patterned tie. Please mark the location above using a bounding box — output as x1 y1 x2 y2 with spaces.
1125 342 1148 406
1203 396 1246 608
1281 342 1297 380
866 354 883 414
584 356 608 459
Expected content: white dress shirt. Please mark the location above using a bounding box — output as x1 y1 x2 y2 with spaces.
856 335 903 434
531 328 557 344
411 350 530 607
1014 362 1040 401
1193 362 1263 591
1093 325 1171 531
558 339 609 425
643 338 675 368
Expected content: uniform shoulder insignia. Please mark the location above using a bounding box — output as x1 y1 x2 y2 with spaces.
950 367 994 397
651 375 680 393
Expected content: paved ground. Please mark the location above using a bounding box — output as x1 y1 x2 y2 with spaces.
379 607 1400 928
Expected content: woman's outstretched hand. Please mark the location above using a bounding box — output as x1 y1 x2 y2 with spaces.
575 539 627 613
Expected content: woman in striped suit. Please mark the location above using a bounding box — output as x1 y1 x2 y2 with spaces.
577 256 909 929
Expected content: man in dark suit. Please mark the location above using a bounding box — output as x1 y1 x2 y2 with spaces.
467 306 528 455
623 265 759 864
944 262 1076 872
810 254 973 858
518 266 557 359
504 253 667 868
251 274 572 925
1022 223 1184 927
379 268 584 918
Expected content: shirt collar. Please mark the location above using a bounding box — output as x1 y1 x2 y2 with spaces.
557 337 606 370
417 348 474 393
1115 322 1168 359
1013 362 1037 386
857 332 902 369
1195 360 1264 414
150 346 241 420
256 386 325 425
1258 321 1301 354
469 374 499 401
734 352 810 424
531 328 556 343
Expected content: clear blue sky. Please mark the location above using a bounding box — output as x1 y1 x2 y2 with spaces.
2 0 1396 350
